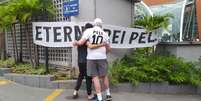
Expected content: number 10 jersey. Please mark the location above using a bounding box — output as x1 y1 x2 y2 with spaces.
81 26 110 60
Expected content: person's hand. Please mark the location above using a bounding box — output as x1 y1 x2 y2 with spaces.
102 42 107 47
73 40 78 46
86 41 90 46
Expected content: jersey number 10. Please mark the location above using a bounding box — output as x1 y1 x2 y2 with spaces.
92 34 103 44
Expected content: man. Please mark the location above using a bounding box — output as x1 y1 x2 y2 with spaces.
72 23 94 100
73 18 112 101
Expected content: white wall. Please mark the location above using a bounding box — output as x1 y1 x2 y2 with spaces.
96 0 132 26
156 42 201 62
176 45 201 61
72 0 132 26
71 0 95 22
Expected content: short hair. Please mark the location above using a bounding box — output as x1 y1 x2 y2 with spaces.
85 23 93 29
94 18 103 27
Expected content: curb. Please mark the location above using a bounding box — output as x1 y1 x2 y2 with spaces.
110 83 199 94
4 73 54 88
4 73 87 89
197 87 201 94
2 73 201 94
0 68 12 76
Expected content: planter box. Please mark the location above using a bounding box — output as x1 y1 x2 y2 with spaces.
4 73 83 89
0 68 11 76
197 87 201 94
4 73 54 88
166 84 197 94
51 80 75 89
111 82 198 94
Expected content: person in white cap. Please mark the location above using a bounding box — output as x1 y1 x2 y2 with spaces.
73 18 112 101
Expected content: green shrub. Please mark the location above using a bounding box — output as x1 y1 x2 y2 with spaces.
0 58 71 80
109 62 139 86
11 64 47 75
11 63 69 80
109 49 201 86
0 58 15 68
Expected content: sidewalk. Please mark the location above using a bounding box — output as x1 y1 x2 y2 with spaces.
62 91 201 101
0 77 201 101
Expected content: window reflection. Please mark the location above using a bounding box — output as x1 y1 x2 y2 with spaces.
134 0 198 42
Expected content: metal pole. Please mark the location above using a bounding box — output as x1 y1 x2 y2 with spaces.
44 6 50 74
45 47 49 74
94 0 97 19
131 0 134 25
19 24 23 62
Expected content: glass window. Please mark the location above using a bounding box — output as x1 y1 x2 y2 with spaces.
182 1 198 41
134 2 152 21
134 0 198 42
149 1 184 42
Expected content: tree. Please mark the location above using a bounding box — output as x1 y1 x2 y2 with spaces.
0 6 6 60
14 0 54 68
0 4 19 62
0 0 54 67
134 13 173 32
133 13 174 54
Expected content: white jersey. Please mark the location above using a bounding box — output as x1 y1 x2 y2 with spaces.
81 26 110 60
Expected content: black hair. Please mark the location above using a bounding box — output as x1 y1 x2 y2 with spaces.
85 23 93 29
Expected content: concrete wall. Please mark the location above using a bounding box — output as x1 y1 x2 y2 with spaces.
71 0 95 22
156 42 201 61
95 0 132 26
72 0 132 26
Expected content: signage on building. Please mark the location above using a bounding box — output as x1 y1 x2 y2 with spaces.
63 0 79 17
32 22 158 48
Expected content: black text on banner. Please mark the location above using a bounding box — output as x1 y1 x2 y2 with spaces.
32 22 158 48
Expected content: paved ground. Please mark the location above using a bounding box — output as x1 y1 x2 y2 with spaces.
0 77 201 101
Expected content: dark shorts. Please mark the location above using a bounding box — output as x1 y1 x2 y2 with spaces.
87 59 108 77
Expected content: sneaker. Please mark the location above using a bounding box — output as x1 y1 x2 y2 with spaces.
72 93 78 99
88 96 98 101
105 95 112 101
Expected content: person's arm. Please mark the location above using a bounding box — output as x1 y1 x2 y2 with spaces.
105 43 111 53
73 39 87 46
105 34 111 53
86 42 106 49
73 29 90 46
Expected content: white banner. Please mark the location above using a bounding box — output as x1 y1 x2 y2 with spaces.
32 22 158 48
